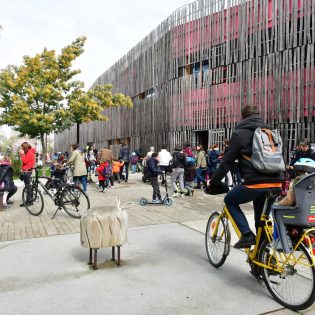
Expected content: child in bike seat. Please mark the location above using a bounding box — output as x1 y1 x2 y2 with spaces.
45 162 67 191
278 158 315 206
273 158 315 248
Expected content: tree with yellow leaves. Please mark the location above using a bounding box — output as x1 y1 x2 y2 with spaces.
0 37 132 167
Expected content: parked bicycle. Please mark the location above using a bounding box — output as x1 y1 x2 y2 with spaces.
22 166 90 219
205 177 315 311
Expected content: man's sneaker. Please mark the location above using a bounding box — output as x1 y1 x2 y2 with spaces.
234 232 256 249
152 199 161 204
173 192 179 197
23 201 33 207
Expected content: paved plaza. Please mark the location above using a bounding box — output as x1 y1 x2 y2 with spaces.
0 173 314 314
0 173 227 242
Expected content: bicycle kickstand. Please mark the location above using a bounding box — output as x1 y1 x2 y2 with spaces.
51 207 61 220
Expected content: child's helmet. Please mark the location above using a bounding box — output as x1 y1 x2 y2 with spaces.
293 158 315 173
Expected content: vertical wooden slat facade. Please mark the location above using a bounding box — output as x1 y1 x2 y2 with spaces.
55 0 315 161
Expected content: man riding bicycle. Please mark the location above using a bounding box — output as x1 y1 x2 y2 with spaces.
209 105 284 248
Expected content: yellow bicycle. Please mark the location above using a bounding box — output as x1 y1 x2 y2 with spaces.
205 181 315 311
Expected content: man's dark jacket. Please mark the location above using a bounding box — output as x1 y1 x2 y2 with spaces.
172 151 187 169
118 146 130 163
147 157 162 177
211 115 283 186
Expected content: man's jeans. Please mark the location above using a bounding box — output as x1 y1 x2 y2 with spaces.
196 167 206 186
171 168 185 192
119 162 130 181
23 171 32 203
131 164 137 174
73 175 87 192
150 176 161 200
224 185 276 235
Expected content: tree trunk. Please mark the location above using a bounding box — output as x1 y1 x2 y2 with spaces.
40 134 47 176
76 123 80 145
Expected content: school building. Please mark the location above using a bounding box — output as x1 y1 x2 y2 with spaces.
55 0 315 160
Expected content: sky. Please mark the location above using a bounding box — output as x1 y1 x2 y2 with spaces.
0 0 192 90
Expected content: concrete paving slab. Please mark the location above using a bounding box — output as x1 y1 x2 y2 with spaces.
0 223 285 315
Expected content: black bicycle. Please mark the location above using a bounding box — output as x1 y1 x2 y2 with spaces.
22 166 90 219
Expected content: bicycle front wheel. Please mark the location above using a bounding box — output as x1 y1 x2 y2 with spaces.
260 241 315 310
61 185 90 219
22 186 44 216
205 211 230 268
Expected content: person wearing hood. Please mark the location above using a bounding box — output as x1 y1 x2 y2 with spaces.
146 152 163 203
20 142 36 207
210 105 283 248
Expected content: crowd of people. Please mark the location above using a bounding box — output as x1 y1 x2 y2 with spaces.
0 137 238 209
144 141 241 203
1 105 315 252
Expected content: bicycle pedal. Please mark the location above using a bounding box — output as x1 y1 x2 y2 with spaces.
249 269 263 283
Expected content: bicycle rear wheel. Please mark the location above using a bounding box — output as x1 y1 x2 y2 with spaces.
61 185 90 219
22 186 44 216
260 241 315 310
205 211 230 268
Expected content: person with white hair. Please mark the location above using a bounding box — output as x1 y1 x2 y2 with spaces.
146 147 155 159
143 146 155 167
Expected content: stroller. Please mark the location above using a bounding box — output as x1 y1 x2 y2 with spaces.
140 172 172 206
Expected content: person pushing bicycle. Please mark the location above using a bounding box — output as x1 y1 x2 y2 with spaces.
209 105 284 248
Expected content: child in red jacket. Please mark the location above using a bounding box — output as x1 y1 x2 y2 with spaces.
96 161 109 192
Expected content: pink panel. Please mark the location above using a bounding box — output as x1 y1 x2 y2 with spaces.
171 0 306 58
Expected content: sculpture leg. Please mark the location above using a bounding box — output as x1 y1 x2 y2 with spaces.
117 246 121 266
88 248 93 265
111 246 115 261
93 249 98 270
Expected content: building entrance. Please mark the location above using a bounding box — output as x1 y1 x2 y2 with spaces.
192 130 209 150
